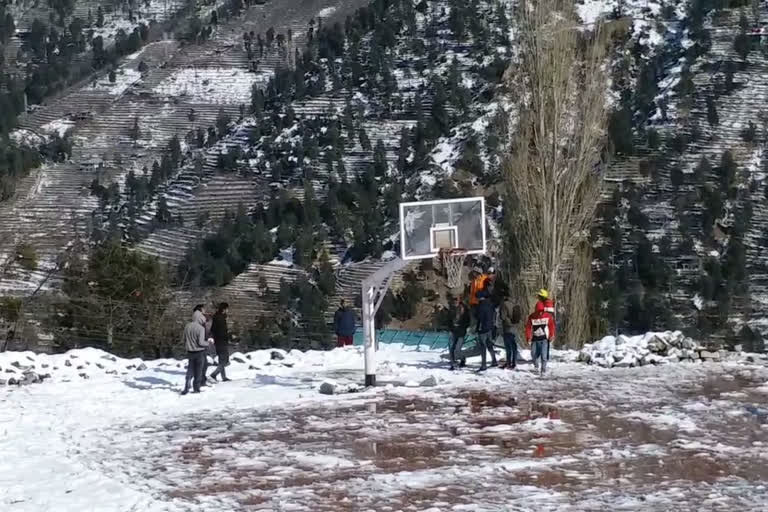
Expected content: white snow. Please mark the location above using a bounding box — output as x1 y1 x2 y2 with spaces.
153 68 271 105
40 119 75 137
317 6 338 18
1 340 767 510
92 67 142 96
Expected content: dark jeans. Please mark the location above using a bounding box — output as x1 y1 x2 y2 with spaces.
184 350 205 392
210 345 229 380
450 334 465 365
477 331 497 368
503 332 517 367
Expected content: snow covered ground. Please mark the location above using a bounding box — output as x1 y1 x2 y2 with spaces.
152 68 272 105
2 344 768 511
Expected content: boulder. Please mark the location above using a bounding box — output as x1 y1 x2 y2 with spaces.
106 370 117 375
101 355 118 362
682 337 697 350
79 373 89 379
681 349 697 361
95 363 104 370
232 356 246 364
642 354 659 366
137 363 148 371
319 379 360 395
699 350 721 361
8 377 18 385
0 379 6 385
420 375 438 387
667 348 682 360
22 372 40 384
270 350 285 361
64 359 72 367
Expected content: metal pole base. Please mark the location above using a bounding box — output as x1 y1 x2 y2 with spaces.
365 374 376 387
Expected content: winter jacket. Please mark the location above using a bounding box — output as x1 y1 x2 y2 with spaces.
451 306 471 339
334 307 356 337
183 310 209 352
525 301 556 343
500 299 521 333
211 311 228 346
469 274 490 306
475 299 495 334
540 298 555 315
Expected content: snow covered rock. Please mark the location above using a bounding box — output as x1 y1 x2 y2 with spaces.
270 350 286 360
699 350 721 362
420 375 438 387
318 379 360 395
580 331 705 368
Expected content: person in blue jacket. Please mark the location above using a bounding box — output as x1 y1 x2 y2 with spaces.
333 299 356 347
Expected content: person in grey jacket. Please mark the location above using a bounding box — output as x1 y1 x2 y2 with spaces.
181 307 211 395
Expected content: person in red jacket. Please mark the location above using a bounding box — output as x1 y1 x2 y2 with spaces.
525 299 556 376
537 289 556 360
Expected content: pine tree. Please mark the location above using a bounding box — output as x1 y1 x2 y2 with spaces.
373 139 387 176
706 97 719 127
734 10 751 61
129 116 141 147
719 150 738 190
359 128 372 151
316 250 335 295
694 155 712 184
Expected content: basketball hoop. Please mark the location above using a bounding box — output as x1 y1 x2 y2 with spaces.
439 248 467 288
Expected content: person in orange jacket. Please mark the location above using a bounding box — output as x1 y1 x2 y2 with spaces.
525 294 556 376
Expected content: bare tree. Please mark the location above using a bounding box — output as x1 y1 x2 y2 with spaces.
502 0 618 344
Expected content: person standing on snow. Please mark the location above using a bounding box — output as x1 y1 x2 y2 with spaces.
209 302 231 382
334 299 356 347
182 306 213 395
499 294 521 369
468 268 490 320
525 298 556 376
536 289 556 360
449 297 471 370
474 291 498 371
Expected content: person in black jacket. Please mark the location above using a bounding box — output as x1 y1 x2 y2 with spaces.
449 298 471 371
209 302 231 382
475 291 498 371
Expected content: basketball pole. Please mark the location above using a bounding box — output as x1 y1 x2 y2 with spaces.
361 257 409 387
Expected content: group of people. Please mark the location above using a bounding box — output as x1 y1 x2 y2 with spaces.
181 302 231 394
448 268 557 376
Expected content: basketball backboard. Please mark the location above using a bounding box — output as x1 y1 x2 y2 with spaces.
399 197 486 260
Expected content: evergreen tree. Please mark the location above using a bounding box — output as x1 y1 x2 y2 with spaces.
734 10 751 61
129 116 141 147
706 97 719 127
719 150 738 191
373 139 388 176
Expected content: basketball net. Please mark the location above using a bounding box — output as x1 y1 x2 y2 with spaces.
439 248 467 288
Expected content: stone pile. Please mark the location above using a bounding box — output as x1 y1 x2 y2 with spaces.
579 331 726 368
